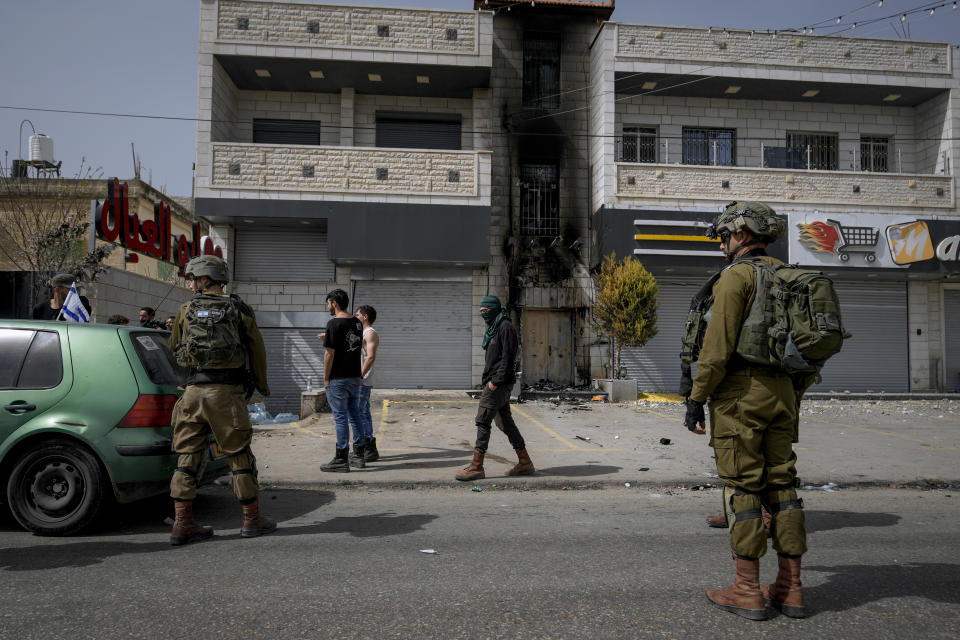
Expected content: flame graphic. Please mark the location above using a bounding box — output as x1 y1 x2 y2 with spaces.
797 221 840 254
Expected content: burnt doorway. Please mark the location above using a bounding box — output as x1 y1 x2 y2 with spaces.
521 309 574 386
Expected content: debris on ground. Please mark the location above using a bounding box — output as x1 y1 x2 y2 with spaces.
624 483 631 488
659 438 672 445
638 467 650 471
575 435 603 447
802 482 839 492
472 486 483 492
420 549 438 554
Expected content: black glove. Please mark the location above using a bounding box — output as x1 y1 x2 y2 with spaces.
683 397 705 432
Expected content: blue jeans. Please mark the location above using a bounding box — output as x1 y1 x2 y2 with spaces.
357 385 374 444
326 378 362 450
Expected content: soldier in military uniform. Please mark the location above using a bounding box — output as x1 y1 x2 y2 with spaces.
167 255 276 545
684 202 811 620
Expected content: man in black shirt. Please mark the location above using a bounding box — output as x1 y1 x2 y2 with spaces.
320 288 364 472
456 295 534 481
31 273 91 320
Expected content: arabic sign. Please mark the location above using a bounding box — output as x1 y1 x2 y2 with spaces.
790 212 960 273
94 178 222 269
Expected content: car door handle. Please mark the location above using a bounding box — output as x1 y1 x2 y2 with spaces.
4 402 37 413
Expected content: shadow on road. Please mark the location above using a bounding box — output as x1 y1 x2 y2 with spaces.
805 562 960 613
806 509 901 533
360 447 469 472
536 465 622 477
0 490 437 571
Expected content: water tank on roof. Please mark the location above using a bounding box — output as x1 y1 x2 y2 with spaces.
29 134 54 164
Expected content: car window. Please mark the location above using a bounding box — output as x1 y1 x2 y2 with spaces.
0 329 39 389
130 332 186 386
17 331 64 389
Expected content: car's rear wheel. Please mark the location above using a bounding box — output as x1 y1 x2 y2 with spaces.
6 440 108 536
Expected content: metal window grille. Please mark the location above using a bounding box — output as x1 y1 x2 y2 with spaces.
446 28 458 41
236 17 249 30
519 165 559 237
302 165 314 178
377 25 389 37
376 168 389 180
860 136 889 173
618 127 657 162
448 170 460 183
306 20 319 34
228 163 241 175
522 33 561 109
682 128 736 166
786 132 838 170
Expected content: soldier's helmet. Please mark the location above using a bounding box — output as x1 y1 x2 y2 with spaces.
707 201 786 243
184 255 230 283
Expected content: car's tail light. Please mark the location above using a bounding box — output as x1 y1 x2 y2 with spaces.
117 394 178 428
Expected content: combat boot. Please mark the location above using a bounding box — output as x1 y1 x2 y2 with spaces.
455 450 485 481
240 499 277 538
320 447 350 473
364 436 380 462
706 556 769 621
169 500 214 546
349 441 366 469
505 448 535 476
761 554 805 618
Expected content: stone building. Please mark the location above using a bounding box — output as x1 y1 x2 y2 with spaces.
194 0 960 408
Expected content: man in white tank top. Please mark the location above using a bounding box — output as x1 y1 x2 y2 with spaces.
353 305 380 463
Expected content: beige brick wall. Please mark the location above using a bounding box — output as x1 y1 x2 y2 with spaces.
211 142 481 196
617 164 954 210
218 0 477 53
617 24 951 76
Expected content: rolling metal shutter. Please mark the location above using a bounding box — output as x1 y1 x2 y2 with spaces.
375 112 461 150
353 280 472 389
944 289 960 392
253 119 323 145
234 226 335 282
621 280 697 393
259 328 326 414
811 281 908 392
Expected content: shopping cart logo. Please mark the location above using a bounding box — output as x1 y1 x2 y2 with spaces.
886 221 934 265
797 219 879 263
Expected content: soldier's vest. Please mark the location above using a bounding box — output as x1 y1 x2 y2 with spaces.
681 258 848 375
174 294 246 370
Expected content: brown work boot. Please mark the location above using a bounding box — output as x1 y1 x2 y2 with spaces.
506 449 535 476
170 500 214 546
706 513 727 528
706 556 769 621
455 450 485 481
761 554 806 618
240 499 278 538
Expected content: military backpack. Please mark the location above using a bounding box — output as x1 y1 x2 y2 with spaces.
174 293 247 370
681 258 849 376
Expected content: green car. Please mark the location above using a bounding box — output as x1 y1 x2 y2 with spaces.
0 320 228 536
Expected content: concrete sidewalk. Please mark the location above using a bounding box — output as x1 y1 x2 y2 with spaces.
251 390 960 490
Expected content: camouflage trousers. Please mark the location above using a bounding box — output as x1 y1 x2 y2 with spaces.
709 370 807 559
170 383 259 503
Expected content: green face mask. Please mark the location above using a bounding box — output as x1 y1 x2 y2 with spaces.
481 307 500 325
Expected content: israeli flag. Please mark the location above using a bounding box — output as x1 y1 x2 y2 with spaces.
60 282 90 323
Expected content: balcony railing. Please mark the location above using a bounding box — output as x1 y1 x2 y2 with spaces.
616 24 952 76
616 163 954 209
209 142 490 201
216 0 481 56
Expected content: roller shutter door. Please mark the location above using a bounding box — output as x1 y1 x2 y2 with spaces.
259 328 326 414
353 280 472 389
253 119 323 145
811 281 908 392
375 112 461 150
944 289 960 392
235 226 334 282
621 280 698 393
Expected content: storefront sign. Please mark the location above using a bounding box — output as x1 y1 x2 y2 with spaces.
93 177 222 268
791 212 960 273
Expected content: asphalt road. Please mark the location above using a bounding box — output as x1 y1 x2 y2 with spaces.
1 486 957 639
